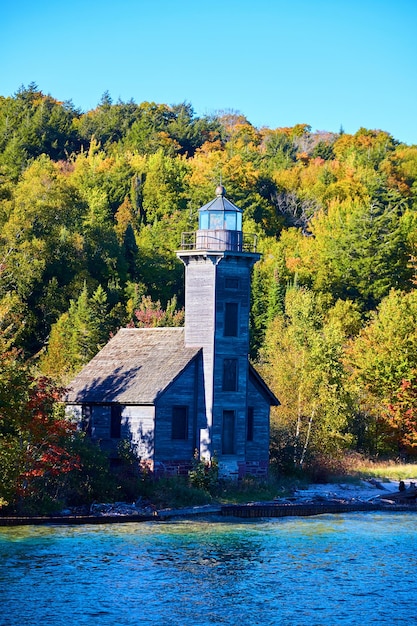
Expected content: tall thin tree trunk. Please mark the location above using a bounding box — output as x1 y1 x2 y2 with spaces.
300 404 315 467
294 350 304 467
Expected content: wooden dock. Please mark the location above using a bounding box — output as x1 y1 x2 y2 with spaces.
220 501 417 518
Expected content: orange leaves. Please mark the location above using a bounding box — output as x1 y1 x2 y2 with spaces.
13 375 81 497
386 374 417 455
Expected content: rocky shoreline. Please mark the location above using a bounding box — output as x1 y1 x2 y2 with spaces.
1 478 417 526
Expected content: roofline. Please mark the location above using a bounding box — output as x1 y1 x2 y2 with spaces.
249 363 280 406
154 348 203 402
65 401 156 406
198 196 242 213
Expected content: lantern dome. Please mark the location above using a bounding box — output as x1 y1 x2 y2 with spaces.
198 187 242 233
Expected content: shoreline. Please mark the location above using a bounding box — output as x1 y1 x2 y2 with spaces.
2 478 417 527
2 501 417 527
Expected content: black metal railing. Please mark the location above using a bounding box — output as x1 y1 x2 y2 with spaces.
179 231 258 253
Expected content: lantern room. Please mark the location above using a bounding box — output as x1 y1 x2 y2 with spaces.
196 185 243 251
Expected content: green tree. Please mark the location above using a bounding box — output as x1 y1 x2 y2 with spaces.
259 287 353 469
40 283 123 381
0 156 87 351
141 150 189 223
0 83 80 179
345 289 417 454
77 92 141 149
309 197 412 310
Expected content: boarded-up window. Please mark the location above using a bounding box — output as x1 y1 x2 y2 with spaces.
223 359 238 391
247 406 254 442
110 405 122 438
222 410 235 454
224 302 238 336
172 406 188 440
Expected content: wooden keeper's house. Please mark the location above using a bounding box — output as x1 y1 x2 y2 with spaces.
65 186 279 479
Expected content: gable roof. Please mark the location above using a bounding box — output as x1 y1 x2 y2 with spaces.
65 327 201 405
249 363 280 406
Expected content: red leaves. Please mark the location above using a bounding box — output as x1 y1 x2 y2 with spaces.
16 376 81 496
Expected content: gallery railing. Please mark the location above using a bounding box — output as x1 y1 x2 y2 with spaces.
180 230 258 253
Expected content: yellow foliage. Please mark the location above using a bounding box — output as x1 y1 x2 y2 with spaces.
114 197 135 242
273 166 303 191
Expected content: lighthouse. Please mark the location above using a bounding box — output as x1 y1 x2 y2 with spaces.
67 185 278 480
177 185 273 478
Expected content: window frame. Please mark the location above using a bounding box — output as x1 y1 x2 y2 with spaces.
222 409 235 455
222 358 238 391
81 404 92 436
110 404 122 438
171 405 189 440
247 406 254 442
224 302 239 337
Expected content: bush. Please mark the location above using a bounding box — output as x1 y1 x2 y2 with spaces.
188 450 219 493
149 477 212 508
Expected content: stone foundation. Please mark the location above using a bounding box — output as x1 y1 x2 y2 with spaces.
238 460 269 479
151 459 193 478
141 458 269 480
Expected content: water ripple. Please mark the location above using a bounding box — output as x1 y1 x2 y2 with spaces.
0 512 416 625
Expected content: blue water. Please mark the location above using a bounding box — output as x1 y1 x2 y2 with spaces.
0 512 416 626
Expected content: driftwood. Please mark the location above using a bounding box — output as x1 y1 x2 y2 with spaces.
379 486 417 504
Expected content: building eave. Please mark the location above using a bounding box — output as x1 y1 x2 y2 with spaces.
249 363 280 406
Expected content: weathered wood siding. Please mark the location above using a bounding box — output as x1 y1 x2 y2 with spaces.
178 250 263 473
180 254 217 455
155 357 203 462
123 405 155 460
66 403 155 460
212 254 259 465
246 377 270 462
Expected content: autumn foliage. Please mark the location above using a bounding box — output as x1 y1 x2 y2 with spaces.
0 364 81 510
387 375 417 456
1 83 417 493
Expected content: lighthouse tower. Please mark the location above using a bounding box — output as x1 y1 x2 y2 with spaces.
177 185 262 477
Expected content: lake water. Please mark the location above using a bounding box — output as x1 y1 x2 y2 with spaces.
0 512 416 626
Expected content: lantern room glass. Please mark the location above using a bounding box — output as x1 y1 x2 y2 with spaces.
199 210 241 231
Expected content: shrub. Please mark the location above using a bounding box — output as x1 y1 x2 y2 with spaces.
188 450 219 493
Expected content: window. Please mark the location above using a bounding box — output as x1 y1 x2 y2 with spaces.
209 212 223 229
199 212 209 229
225 277 239 290
110 405 122 438
247 407 254 442
223 359 238 391
225 212 237 230
222 410 235 454
172 406 188 440
81 404 92 436
224 302 238 337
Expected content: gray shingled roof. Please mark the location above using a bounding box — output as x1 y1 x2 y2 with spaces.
65 327 201 404
198 194 242 214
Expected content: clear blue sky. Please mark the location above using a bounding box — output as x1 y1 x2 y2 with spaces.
2 0 417 145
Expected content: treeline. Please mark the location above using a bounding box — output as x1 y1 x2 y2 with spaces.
1 83 417 498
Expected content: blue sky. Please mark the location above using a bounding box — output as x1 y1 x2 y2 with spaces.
2 0 417 144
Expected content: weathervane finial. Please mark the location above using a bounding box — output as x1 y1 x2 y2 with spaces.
215 172 225 197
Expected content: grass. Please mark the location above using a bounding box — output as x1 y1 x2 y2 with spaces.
348 462 417 482
214 475 308 504
306 453 417 486
140 459 417 509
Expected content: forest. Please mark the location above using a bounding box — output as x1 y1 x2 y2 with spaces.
1 83 417 511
